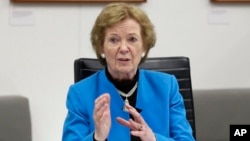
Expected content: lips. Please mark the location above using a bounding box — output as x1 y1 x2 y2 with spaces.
118 58 130 61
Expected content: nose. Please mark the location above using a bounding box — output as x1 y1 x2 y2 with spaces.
119 40 129 53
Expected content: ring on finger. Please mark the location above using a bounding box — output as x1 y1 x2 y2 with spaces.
138 124 143 131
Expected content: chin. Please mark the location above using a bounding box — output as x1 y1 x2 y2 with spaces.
118 67 135 74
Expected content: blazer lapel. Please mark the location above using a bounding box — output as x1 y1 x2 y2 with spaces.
97 70 131 141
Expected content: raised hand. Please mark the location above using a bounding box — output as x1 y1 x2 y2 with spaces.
93 93 111 141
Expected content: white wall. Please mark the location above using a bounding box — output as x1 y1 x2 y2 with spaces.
0 0 250 141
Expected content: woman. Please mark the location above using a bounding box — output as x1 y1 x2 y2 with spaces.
62 2 195 141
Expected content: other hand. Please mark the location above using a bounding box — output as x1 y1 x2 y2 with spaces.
116 103 156 141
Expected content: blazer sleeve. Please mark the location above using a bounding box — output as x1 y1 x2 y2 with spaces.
141 72 195 141
153 75 194 141
168 75 195 141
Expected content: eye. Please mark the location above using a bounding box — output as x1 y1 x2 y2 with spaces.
109 37 119 44
128 36 138 42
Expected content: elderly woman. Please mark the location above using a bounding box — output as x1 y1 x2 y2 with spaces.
62 2 194 141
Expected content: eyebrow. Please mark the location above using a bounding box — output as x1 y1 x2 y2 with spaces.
107 32 139 36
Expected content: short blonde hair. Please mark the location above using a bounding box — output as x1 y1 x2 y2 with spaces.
91 2 156 65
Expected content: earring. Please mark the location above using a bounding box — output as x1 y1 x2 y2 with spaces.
101 53 105 58
141 53 145 58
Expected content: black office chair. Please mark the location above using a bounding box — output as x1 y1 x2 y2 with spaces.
74 56 196 138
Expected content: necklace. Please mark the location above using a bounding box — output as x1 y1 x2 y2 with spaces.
117 82 138 111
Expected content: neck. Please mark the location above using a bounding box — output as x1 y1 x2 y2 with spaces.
105 68 139 93
107 68 137 81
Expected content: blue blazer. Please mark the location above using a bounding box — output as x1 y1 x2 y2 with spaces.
62 69 195 141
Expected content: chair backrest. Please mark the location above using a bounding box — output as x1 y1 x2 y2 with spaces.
74 56 196 138
0 95 32 141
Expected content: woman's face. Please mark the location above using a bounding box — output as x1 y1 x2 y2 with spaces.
102 18 144 80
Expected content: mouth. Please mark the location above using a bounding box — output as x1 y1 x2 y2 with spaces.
118 58 130 61
118 58 130 63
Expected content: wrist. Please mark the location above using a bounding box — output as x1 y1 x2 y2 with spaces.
94 132 106 141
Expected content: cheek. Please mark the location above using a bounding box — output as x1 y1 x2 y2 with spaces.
106 48 117 57
104 49 117 63
133 47 144 57
132 51 144 64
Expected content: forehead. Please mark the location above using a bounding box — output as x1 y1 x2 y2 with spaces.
105 18 141 35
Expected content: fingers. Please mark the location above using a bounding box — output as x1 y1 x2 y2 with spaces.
124 103 145 124
129 118 142 131
128 118 155 141
117 112 155 140
93 93 111 141
96 96 155 141
94 93 110 121
117 103 145 131
95 93 110 105
116 117 131 127
116 117 142 131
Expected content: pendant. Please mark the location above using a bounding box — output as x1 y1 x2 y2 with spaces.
123 98 129 111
